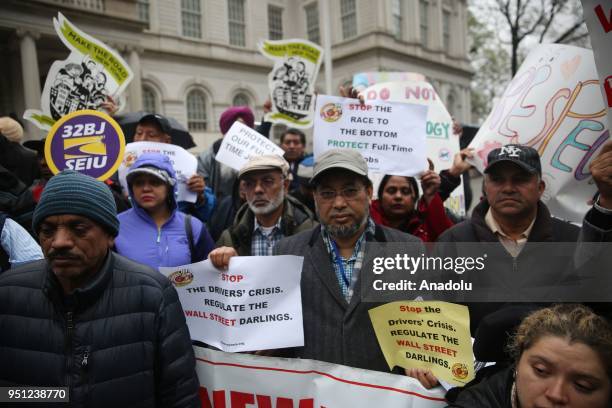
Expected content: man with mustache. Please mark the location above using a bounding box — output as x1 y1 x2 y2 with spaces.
211 154 316 257
0 170 200 407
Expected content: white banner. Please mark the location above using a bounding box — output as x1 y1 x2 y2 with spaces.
581 0 612 130
313 95 429 176
195 347 447 408
259 39 323 128
362 81 465 216
24 13 133 130
468 44 610 223
160 256 304 352
353 72 426 92
215 122 285 172
118 141 198 203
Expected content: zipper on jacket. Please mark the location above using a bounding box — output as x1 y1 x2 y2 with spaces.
65 311 74 391
157 226 161 243
81 348 89 368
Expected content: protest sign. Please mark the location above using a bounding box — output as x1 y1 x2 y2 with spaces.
215 121 285 171
118 141 198 203
581 0 612 130
24 12 133 130
313 95 429 176
369 301 474 387
195 347 446 407
362 81 465 216
44 110 125 180
352 71 426 91
259 39 323 128
160 256 304 352
468 44 610 223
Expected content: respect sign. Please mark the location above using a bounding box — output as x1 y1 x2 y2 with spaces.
369 301 474 387
159 256 304 352
215 122 285 171
313 95 429 176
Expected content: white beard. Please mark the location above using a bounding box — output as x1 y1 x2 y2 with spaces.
248 186 285 216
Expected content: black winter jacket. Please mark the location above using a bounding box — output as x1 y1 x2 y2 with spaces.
0 252 200 408
446 365 514 407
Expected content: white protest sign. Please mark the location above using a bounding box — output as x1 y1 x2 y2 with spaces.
160 256 304 352
24 13 133 130
353 72 426 92
581 0 612 130
468 44 609 223
118 141 198 203
362 81 465 216
313 95 429 176
215 121 285 171
195 347 446 407
259 39 323 128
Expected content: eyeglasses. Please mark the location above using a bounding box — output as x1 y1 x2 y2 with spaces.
316 187 363 202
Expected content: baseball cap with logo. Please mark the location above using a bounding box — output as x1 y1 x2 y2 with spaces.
485 144 542 175
238 154 290 179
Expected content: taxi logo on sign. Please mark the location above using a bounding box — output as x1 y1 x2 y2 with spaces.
452 363 469 380
169 269 194 287
320 103 342 123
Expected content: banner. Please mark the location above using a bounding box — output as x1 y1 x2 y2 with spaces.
581 1 612 130
44 110 125 180
118 141 198 203
353 72 426 92
468 44 609 223
24 13 133 130
369 301 474 387
259 39 323 128
313 95 429 176
362 81 465 216
160 256 304 352
215 121 285 171
195 347 446 407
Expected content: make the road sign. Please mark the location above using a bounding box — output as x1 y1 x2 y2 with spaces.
44 110 125 181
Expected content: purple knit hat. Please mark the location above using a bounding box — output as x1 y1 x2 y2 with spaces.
219 106 255 135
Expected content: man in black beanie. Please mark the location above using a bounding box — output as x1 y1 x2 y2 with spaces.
0 170 200 407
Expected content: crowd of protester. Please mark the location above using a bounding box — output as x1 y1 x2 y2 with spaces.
1 82 611 407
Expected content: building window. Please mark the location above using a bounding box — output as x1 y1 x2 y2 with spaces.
340 0 357 40
420 0 428 47
181 0 202 38
186 90 207 132
228 0 246 46
268 5 283 40
305 3 320 44
142 85 158 113
232 93 250 107
443 9 451 52
392 0 403 40
137 0 150 26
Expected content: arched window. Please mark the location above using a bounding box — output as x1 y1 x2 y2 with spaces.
142 85 158 113
232 92 250 107
186 89 208 132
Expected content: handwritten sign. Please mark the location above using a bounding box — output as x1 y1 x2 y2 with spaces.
369 301 474 387
160 256 304 352
215 121 285 171
468 44 609 223
313 95 429 176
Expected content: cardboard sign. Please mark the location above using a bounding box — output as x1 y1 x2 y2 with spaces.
24 13 133 130
118 141 198 203
259 39 323 128
313 95 429 176
468 44 609 223
160 256 304 352
44 110 125 180
369 301 474 387
215 122 285 171
362 81 465 216
196 347 446 407
581 1 612 130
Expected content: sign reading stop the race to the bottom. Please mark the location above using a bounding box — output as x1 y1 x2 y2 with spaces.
44 109 125 181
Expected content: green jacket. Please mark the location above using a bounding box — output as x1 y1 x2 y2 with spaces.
216 195 318 255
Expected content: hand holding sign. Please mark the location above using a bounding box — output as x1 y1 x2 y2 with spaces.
590 141 612 208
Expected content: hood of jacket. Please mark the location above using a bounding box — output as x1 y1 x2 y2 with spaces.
127 153 178 217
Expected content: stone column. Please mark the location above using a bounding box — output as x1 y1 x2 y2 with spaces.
16 28 41 140
127 47 143 112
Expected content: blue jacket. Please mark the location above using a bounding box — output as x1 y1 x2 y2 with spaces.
115 153 214 269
